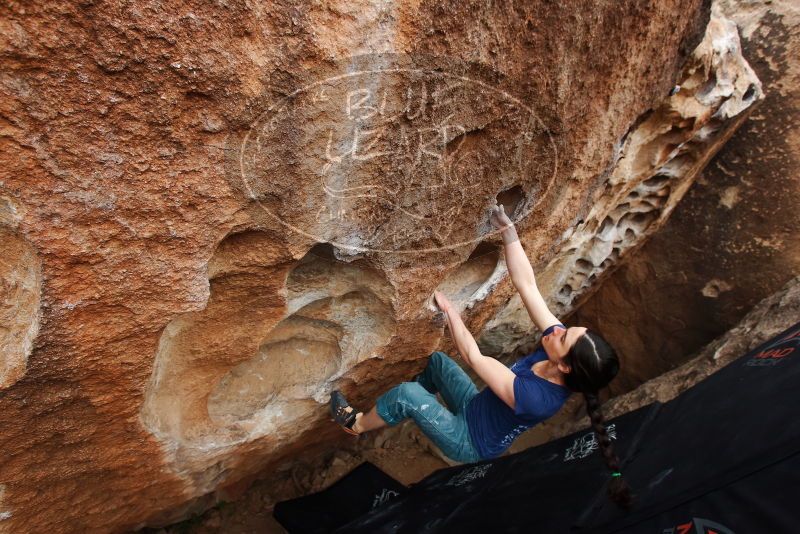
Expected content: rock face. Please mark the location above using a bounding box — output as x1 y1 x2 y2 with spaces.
0 194 41 389
477 5 763 357
0 1 765 532
569 0 800 395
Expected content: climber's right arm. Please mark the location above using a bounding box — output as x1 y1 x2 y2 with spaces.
497 216 560 333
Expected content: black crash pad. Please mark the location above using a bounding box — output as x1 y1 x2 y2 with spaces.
273 461 406 534
334 321 800 534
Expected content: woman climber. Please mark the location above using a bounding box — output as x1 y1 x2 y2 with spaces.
330 203 633 508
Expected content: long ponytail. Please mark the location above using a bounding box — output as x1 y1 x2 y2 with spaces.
562 329 634 509
584 391 633 509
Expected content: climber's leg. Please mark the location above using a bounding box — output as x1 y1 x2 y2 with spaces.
352 405 386 434
414 351 479 415
373 381 481 463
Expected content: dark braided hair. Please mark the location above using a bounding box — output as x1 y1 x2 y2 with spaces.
562 329 633 509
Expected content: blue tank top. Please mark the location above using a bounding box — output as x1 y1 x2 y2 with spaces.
465 324 572 459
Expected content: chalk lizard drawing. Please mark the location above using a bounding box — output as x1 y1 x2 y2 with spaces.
563 424 618 461
445 463 492 487
372 487 400 508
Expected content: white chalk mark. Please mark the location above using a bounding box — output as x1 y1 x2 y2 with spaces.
563 424 618 461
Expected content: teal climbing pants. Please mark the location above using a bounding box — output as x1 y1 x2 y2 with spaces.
375 351 483 463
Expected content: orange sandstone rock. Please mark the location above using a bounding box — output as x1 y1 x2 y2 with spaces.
0 1 762 532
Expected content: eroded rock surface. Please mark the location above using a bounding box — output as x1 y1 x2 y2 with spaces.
0 1 765 532
152 276 800 534
142 238 398 489
569 0 800 394
0 194 40 390
478 5 763 357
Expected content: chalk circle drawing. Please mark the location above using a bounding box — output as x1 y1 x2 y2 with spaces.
230 53 558 261
563 423 618 462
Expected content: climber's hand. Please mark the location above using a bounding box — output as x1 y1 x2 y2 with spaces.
433 290 454 315
490 203 514 231
432 290 473 366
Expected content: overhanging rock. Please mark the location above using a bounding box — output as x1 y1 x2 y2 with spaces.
478 7 762 357
0 1 764 532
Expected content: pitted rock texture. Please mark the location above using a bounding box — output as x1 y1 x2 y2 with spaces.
0 1 759 532
569 0 800 395
478 5 762 357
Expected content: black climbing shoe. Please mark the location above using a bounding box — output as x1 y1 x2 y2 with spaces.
330 390 359 436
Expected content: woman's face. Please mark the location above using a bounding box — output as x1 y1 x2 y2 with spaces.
542 325 587 369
